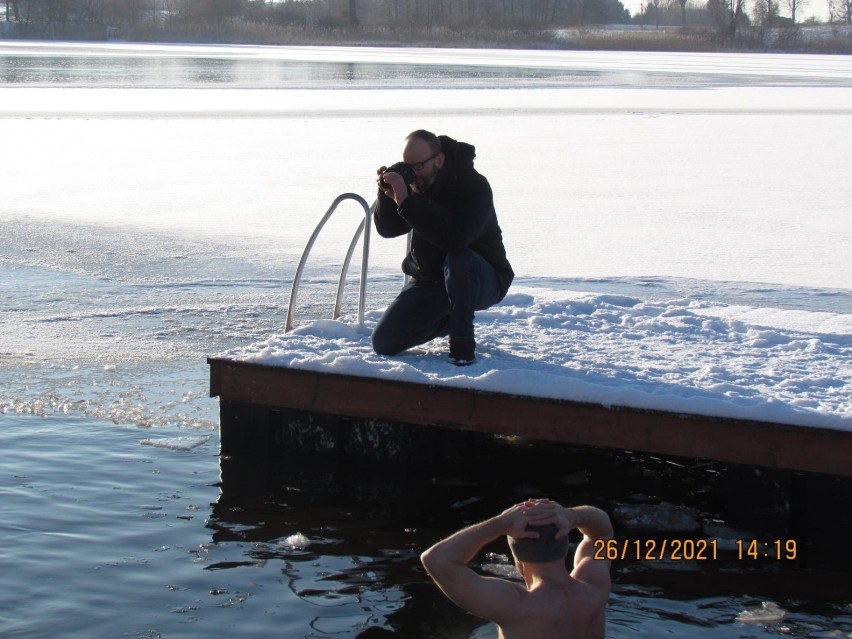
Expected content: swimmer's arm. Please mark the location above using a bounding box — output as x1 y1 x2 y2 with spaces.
567 506 613 589
420 506 534 624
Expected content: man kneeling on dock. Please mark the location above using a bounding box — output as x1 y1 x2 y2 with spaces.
372 129 514 366
421 499 613 639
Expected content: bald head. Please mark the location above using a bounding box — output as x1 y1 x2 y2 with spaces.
402 130 444 191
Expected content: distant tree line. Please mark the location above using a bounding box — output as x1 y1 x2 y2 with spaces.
2 0 849 45
636 0 850 25
1 0 633 39
630 0 850 49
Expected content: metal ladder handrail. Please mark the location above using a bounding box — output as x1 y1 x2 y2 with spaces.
285 193 373 333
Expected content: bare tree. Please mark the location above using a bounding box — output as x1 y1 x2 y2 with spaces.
827 0 839 19
781 0 808 21
6 0 22 21
753 0 779 25
707 0 747 44
752 0 778 43
648 0 661 25
678 0 687 24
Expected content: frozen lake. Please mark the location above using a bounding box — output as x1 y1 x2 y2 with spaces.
1 42 851 638
3 41 849 429
3 42 852 294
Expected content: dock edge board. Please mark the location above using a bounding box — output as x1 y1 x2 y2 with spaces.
208 357 852 477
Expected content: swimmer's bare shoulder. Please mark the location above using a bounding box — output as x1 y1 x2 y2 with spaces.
497 580 606 639
421 501 612 639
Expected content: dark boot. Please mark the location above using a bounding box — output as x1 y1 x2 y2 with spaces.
449 337 476 366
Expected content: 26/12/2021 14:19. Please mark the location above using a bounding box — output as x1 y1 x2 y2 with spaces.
593 538 798 562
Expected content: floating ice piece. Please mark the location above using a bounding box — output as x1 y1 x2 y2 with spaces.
701 520 754 551
139 435 211 451
481 562 520 580
451 496 483 509
279 533 311 550
612 502 701 532
736 601 787 624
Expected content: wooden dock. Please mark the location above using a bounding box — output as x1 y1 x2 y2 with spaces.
208 357 852 477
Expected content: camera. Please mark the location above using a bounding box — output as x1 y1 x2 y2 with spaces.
380 161 416 190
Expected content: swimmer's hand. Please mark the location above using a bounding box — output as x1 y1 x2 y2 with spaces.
520 499 577 540
499 503 541 540
522 500 614 549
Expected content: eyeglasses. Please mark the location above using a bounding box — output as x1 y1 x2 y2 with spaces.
409 152 440 172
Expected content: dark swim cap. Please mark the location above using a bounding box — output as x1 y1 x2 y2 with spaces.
508 524 570 564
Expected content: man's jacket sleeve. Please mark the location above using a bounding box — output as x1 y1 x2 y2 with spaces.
373 191 411 238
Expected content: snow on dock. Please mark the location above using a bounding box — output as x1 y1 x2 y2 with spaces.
210 287 851 475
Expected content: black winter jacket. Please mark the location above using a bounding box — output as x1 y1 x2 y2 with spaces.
373 135 514 299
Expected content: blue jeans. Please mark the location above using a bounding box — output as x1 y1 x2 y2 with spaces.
372 249 502 355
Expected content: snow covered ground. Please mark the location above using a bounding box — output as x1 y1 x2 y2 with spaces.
226 284 851 431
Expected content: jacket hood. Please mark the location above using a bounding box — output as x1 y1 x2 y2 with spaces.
438 135 476 175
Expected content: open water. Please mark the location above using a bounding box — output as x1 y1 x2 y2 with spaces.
1 42 851 638
4 414 852 638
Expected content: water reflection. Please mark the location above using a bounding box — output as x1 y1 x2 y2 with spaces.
0 54 147 85
0 50 742 91
212 452 487 636
0 52 596 89
211 434 852 637
4 42 852 91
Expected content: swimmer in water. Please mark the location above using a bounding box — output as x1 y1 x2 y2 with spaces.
421 499 613 639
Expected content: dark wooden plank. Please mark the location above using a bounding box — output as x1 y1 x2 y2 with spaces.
208 357 852 476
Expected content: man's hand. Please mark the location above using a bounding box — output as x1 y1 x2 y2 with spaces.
376 165 392 197
376 166 409 207
520 498 578 540
499 503 543 541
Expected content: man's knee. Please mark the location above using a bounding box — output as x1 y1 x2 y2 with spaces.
370 331 396 355
443 249 476 275
371 327 400 356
